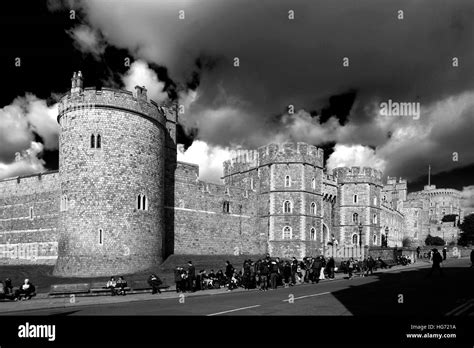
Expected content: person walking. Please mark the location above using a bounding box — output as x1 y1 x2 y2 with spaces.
416 246 421 260
259 259 269 291
283 261 292 287
291 257 298 285
347 258 355 280
225 261 234 282
427 249 443 277
269 259 280 289
326 257 335 280
470 249 474 268
442 247 447 261
187 261 196 292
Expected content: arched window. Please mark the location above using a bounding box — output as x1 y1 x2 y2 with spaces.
373 234 377 245
137 195 141 210
353 195 358 204
142 195 148 211
311 178 316 190
352 213 359 224
373 214 377 224
60 195 68 212
98 229 103 245
352 234 358 245
373 197 377 205
96 134 101 148
285 175 291 187
90 134 95 148
223 201 230 213
283 226 292 239
310 227 316 241
310 202 316 215
250 178 254 190
284 200 292 213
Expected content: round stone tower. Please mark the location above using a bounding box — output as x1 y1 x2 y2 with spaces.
333 166 383 247
53 72 168 277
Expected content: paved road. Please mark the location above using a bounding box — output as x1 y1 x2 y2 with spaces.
3 258 473 316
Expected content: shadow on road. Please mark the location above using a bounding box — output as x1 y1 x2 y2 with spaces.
329 262 473 316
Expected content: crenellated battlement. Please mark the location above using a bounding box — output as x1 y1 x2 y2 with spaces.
332 166 383 186
223 142 324 177
58 84 166 127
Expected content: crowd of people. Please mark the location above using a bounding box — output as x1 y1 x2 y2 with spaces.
0 278 36 301
172 253 414 292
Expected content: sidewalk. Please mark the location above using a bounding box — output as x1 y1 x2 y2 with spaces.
0 258 441 314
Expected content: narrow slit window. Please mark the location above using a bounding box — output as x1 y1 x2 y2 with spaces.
96 134 101 148
91 134 95 148
99 229 103 245
29 207 33 220
137 195 141 210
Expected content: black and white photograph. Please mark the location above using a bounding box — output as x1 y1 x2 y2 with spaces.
0 0 473 345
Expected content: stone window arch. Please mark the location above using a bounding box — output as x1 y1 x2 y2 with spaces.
283 200 292 213
283 226 292 239
90 134 95 148
96 134 101 148
352 233 358 245
223 201 230 213
60 195 68 212
285 175 291 187
310 202 316 215
352 213 359 224
373 213 377 224
373 234 377 245
311 177 316 190
310 227 316 241
353 194 358 204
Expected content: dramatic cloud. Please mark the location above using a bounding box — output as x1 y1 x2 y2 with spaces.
0 142 46 180
460 186 474 216
0 95 58 179
177 140 231 183
67 24 106 58
122 60 169 102
52 0 474 185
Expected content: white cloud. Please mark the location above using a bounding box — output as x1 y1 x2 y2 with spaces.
122 60 169 103
177 140 231 183
67 24 106 57
326 144 387 172
0 142 46 180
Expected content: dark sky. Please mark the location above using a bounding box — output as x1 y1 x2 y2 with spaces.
1 0 474 206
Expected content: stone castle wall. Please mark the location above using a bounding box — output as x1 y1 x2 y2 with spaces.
0 172 59 264
166 162 265 256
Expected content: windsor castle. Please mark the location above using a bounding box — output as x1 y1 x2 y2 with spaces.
0 73 463 277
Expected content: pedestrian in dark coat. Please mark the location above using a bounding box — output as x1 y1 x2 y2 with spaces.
283 261 292 287
291 257 298 285
427 249 443 277
148 273 162 294
326 257 335 279
269 260 279 289
225 261 234 282
187 261 196 292
259 260 269 291
442 247 447 261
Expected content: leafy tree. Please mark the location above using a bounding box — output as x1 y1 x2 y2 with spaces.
441 214 457 223
458 213 474 246
425 234 445 246
402 237 413 248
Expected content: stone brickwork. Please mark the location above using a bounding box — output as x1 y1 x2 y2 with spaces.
0 172 59 263
167 162 265 255
53 74 169 277
333 167 383 247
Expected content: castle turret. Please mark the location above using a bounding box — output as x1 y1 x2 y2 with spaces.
53 72 171 277
333 167 383 247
